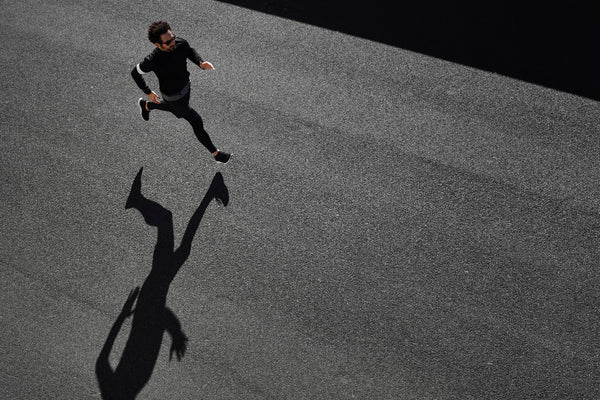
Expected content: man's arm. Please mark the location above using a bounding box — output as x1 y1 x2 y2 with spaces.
131 60 161 103
185 40 214 70
131 63 152 95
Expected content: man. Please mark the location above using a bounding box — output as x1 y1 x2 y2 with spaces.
131 21 231 163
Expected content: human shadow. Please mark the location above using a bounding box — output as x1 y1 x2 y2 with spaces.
95 168 229 399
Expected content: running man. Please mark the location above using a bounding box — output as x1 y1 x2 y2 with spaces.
131 21 231 163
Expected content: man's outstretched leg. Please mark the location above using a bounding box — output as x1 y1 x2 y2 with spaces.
181 108 232 164
138 97 231 163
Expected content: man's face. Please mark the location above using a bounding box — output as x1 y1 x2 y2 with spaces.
155 30 176 52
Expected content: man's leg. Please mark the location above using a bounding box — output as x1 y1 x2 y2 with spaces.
181 108 218 154
145 99 171 113
147 92 231 162
182 108 231 162
169 93 231 161
138 98 171 122
164 93 217 153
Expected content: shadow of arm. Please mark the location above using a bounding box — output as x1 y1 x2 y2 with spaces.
96 288 140 386
163 307 188 362
95 313 125 385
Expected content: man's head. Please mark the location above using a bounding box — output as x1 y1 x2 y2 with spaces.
148 21 176 52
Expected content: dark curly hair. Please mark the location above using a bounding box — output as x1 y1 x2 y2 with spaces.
148 21 171 44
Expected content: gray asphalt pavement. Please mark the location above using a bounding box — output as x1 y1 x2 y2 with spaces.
2 1 600 399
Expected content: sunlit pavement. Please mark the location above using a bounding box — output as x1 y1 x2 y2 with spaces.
1 1 599 399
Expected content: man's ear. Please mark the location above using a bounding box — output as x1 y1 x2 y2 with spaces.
154 42 161 49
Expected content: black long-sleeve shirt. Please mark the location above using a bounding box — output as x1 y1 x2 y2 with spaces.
131 37 204 96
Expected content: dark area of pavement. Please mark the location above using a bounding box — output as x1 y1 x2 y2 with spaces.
219 0 600 101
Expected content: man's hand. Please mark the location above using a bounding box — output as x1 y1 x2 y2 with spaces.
148 91 161 104
200 61 215 70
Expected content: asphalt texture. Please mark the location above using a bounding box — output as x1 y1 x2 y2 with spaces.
2 1 600 399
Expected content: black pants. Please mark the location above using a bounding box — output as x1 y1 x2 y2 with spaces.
147 89 218 154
